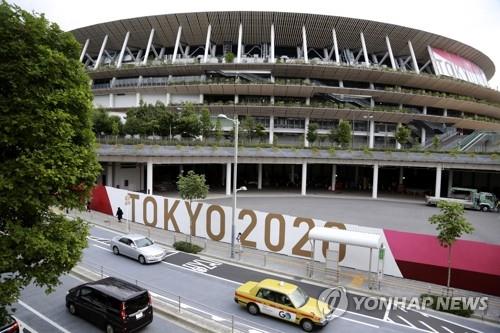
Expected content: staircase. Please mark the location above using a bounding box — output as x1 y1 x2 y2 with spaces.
319 93 371 108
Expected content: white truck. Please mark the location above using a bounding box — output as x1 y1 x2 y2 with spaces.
425 187 498 212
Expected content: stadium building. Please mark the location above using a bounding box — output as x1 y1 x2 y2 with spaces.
71 11 500 198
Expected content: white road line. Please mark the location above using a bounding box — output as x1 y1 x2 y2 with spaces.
17 301 71 333
397 315 417 328
339 316 379 328
383 297 393 321
92 244 112 252
163 251 179 258
160 260 241 286
349 311 433 333
13 317 38 333
419 320 438 333
441 325 455 333
422 312 484 333
400 307 408 313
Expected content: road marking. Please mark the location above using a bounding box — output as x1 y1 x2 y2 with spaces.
92 244 112 252
160 259 241 286
383 297 393 321
422 312 483 333
419 321 438 333
339 316 379 328
163 251 179 258
441 325 454 333
397 315 417 328
14 317 38 333
18 301 71 333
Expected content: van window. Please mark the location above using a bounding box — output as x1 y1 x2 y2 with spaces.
125 293 149 315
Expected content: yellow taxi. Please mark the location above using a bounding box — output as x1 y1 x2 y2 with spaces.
234 278 333 332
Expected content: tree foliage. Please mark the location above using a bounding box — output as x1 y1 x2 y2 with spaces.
0 2 100 321
213 118 223 143
177 170 209 202
199 107 213 140
429 201 474 287
241 116 256 142
336 120 352 148
395 125 411 147
306 122 319 146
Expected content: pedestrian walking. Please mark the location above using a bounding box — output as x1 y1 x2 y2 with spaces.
86 201 91 213
116 207 123 222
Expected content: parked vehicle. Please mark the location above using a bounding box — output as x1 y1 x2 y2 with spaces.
110 234 167 264
0 315 20 333
66 277 153 333
425 187 498 212
235 279 333 332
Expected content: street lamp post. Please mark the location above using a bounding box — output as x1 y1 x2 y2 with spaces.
218 114 247 258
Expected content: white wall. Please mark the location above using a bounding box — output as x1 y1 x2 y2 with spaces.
170 94 201 105
115 94 136 108
142 93 167 105
93 95 109 108
112 164 142 192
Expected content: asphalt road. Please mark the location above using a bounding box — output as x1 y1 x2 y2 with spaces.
85 225 498 333
12 273 192 333
203 195 500 244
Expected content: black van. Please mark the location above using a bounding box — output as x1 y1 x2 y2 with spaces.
66 277 153 333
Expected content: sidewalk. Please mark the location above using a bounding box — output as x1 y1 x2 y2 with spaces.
73 209 500 324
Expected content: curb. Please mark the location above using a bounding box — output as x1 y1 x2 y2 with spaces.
70 265 241 333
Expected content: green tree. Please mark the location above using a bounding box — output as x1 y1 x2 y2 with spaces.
432 135 441 150
224 51 235 63
199 107 213 141
395 125 411 147
92 108 113 135
214 118 223 144
336 120 352 148
177 103 201 137
255 123 266 143
241 116 256 143
0 2 101 321
177 170 209 242
429 201 474 288
306 123 319 146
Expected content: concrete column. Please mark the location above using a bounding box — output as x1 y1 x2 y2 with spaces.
372 164 379 199
146 161 153 195
203 24 211 63
94 34 108 70
435 165 442 198
396 123 402 150
109 93 114 108
172 26 182 64
179 165 184 174
332 28 340 65
385 36 396 70
331 165 337 191
305 97 310 106
304 117 310 147
399 167 404 185
234 95 239 104
237 23 243 63
116 32 129 68
80 38 90 63
369 120 375 149
408 40 419 74
106 163 113 187
270 23 275 63
257 164 263 190
447 170 453 197
226 162 232 195
421 128 426 147
166 92 171 106
360 32 369 67
301 163 307 196
136 92 141 107
269 115 274 144
143 28 155 65
443 109 448 117
199 94 204 104
302 25 309 63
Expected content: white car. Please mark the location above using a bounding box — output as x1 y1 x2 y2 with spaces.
110 234 167 264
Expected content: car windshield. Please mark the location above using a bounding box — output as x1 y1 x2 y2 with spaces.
135 237 154 248
288 287 309 308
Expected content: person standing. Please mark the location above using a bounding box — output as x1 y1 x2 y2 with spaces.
116 207 124 222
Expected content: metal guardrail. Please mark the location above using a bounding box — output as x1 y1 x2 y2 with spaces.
76 259 283 333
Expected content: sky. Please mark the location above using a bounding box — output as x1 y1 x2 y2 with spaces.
10 0 500 89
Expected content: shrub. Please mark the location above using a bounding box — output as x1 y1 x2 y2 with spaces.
173 241 203 254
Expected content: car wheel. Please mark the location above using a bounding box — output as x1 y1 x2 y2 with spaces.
301 319 314 332
106 324 114 333
112 246 120 255
247 303 259 315
138 255 146 265
68 303 76 315
481 205 490 212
